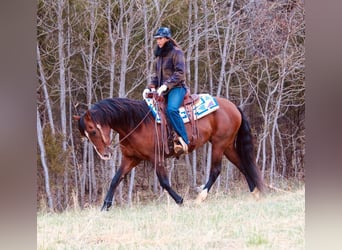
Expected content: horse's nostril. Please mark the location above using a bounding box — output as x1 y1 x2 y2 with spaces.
100 153 111 161
104 152 112 158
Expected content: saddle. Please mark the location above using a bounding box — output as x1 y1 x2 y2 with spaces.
182 90 200 150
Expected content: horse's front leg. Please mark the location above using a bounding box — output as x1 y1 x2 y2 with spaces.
101 167 124 211
101 157 140 211
155 160 183 205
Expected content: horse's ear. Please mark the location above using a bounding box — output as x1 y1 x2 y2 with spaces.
84 110 92 121
73 115 81 121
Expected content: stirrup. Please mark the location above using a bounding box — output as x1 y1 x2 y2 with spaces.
177 137 188 154
173 143 184 154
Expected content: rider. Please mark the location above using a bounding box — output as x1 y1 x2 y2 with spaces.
143 27 189 154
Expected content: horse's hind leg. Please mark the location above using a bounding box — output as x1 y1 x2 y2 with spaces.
224 146 260 199
195 147 223 204
155 161 183 205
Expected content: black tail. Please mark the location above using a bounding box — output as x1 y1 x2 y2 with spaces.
236 107 265 193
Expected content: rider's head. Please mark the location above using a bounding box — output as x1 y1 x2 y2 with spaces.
154 27 172 48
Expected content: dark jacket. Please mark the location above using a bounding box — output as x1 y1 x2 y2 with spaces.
149 41 187 90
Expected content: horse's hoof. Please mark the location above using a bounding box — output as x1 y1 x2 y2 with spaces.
195 185 205 193
195 188 208 204
177 197 184 205
101 201 112 211
252 188 261 201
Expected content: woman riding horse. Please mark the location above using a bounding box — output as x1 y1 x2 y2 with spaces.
143 27 189 154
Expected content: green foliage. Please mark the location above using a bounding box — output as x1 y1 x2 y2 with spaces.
42 127 70 175
247 233 269 247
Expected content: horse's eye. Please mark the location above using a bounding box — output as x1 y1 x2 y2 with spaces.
91 131 96 136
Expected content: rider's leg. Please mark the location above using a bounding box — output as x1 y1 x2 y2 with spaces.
166 87 189 153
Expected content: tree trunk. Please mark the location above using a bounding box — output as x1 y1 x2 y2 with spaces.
202 0 213 95
118 0 133 97
186 0 193 88
216 0 235 97
205 143 212 183
37 43 55 135
128 168 136 206
193 0 199 94
37 107 54 211
57 0 68 209
107 0 116 98
80 140 88 208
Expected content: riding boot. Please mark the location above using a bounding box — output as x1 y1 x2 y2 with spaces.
173 141 184 154
174 136 188 154
178 137 188 153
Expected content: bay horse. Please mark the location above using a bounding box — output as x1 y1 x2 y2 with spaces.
74 95 264 211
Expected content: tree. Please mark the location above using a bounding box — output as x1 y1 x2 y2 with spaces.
37 107 54 211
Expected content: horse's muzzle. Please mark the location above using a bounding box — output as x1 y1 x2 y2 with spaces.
99 152 112 161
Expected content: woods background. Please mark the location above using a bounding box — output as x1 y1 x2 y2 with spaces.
37 0 305 211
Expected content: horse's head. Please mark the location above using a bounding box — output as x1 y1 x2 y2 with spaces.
74 111 112 160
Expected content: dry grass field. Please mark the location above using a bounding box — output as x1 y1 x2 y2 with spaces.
37 187 304 249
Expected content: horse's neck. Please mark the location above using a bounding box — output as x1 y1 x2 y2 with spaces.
109 110 143 136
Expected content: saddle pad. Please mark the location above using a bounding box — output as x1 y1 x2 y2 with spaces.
144 93 219 123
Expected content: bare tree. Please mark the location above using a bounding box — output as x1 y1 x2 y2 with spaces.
37 43 55 135
202 0 214 95
118 0 137 97
106 0 118 98
215 0 235 97
37 107 54 211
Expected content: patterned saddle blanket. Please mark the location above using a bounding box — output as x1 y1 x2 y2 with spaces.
144 93 219 123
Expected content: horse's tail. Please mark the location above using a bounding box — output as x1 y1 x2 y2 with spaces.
236 107 265 193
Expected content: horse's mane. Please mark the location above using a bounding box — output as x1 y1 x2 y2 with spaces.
88 98 153 129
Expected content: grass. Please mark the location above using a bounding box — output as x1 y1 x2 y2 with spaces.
37 187 304 250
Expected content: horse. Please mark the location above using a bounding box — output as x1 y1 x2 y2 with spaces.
74 95 265 211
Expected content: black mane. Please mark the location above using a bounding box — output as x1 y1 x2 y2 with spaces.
85 98 153 129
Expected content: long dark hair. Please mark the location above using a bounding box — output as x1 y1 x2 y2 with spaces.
154 38 182 57
169 38 181 48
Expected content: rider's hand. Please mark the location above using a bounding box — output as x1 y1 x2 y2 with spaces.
142 88 156 99
142 88 150 99
157 84 168 96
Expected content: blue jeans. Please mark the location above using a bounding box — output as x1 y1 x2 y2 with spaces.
166 87 189 145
